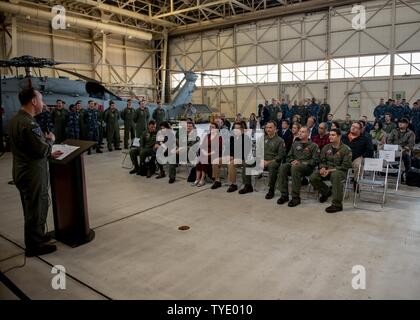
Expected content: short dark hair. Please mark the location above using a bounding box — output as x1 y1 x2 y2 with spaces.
358 120 366 128
56 99 63 103
399 118 409 124
332 121 340 129
373 120 383 130
127 99 132 102
266 120 277 128
330 128 342 136
88 100 94 104
148 120 156 125
18 88 37 105
233 121 244 129
385 112 392 117
160 121 171 129
282 119 290 126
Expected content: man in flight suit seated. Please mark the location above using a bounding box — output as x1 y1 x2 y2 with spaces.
129 120 158 177
309 128 353 213
277 126 320 207
9 88 63 256
247 120 286 199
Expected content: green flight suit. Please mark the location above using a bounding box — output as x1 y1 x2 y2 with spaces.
278 140 320 199
9 109 53 250
129 130 157 169
134 107 150 138
309 143 352 208
121 107 136 148
104 108 120 150
152 108 166 128
243 134 286 187
51 108 68 143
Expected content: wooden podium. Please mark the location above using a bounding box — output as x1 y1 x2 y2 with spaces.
49 139 96 247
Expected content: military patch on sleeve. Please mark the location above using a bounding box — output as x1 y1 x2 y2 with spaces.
31 127 43 137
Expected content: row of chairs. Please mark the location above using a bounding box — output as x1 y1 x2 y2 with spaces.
122 142 405 210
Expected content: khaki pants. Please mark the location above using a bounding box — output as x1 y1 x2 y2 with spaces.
212 157 238 184
352 157 363 180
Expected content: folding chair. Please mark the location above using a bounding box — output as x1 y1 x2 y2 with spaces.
353 158 389 209
378 144 403 191
121 138 140 169
343 168 355 200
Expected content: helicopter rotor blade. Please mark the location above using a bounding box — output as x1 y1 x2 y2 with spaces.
174 58 186 74
45 66 101 83
189 56 202 72
170 77 185 95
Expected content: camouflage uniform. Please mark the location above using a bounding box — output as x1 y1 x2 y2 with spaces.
121 107 136 148
65 110 80 139
278 140 320 199
35 109 53 134
84 108 100 145
309 143 352 209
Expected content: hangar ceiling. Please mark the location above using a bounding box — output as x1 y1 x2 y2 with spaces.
1 0 367 38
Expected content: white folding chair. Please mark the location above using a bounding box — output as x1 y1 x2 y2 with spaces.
353 158 389 208
378 144 403 191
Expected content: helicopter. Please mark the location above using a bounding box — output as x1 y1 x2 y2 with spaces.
0 55 214 134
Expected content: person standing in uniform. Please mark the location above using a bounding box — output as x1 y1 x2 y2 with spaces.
75 100 87 140
310 128 352 213
35 104 53 134
104 101 121 151
85 100 102 154
152 101 166 129
51 99 68 144
277 126 320 207
9 88 63 256
121 99 136 149
65 104 80 139
134 100 150 138
318 99 331 123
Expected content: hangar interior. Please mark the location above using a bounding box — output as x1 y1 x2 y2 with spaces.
1 0 420 300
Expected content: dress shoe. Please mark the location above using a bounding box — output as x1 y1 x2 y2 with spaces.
115 147 122 151
169 177 176 184
227 184 238 193
211 181 222 189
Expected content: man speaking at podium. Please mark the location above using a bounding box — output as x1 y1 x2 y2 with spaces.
9 88 62 257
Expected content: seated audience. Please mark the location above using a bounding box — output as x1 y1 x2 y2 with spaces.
312 122 330 150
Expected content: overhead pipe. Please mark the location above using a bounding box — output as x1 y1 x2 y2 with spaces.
0 1 153 41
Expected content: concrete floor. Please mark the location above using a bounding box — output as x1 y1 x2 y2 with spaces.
1 149 420 300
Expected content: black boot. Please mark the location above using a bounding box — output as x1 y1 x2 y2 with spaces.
265 187 275 199
288 197 301 207
130 166 139 174
319 189 332 203
156 170 166 179
238 184 253 194
25 244 57 257
277 195 289 205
